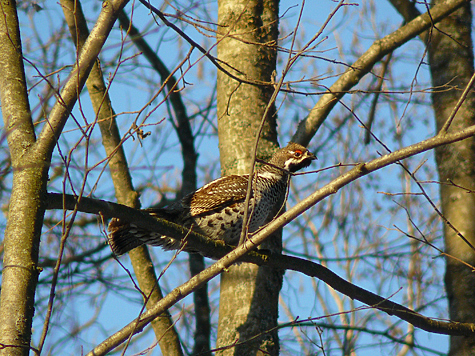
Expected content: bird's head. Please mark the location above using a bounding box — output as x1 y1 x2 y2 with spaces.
270 142 317 173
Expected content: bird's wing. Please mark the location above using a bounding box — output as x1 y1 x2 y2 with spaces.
183 175 251 216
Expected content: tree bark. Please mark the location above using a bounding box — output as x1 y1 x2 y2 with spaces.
427 2 475 355
216 0 282 355
0 2 46 354
0 1 128 354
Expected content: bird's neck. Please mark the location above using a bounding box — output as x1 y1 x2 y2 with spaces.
255 164 289 181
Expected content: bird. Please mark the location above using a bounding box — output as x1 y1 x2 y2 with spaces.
108 142 316 255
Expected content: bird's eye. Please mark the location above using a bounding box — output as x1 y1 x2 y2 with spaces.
294 150 302 157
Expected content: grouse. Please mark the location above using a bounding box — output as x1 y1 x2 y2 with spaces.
108 142 316 255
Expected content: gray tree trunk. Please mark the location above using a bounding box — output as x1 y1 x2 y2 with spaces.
216 0 282 354
428 2 475 355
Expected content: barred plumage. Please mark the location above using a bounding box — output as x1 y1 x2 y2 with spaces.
108 142 316 255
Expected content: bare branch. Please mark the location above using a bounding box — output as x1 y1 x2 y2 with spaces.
35 0 129 160
56 2 185 354
137 0 273 88
292 0 470 146
117 9 197 196
439 71 475 133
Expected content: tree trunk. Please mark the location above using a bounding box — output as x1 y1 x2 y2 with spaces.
216 0 282 355
0 1 128 354
0 2 46 355
428 2 475 355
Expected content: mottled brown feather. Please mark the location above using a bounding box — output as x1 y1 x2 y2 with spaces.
107 142 316 255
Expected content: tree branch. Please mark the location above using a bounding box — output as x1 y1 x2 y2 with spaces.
47 124 475 261
387 0 426 42
0 0 35 155
58 1 184 355
292 0 470 146
35 0 129 160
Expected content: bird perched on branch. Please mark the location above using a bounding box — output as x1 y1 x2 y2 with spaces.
108 142 316 255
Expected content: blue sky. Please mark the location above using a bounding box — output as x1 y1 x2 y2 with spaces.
0 0 455 354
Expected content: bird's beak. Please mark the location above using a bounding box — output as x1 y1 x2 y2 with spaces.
307 151 317 161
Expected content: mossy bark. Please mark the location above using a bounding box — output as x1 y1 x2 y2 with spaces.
216 1 282 355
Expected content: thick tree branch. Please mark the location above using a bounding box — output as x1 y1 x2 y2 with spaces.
47 125 475 260
47 125 475 261
117 11 210 353
387 0 426 41
49 183 475 356
292 0 470 146
87 241 475 356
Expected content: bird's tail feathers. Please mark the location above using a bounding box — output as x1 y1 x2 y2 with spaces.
107 218 144 255
108 217 182 255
